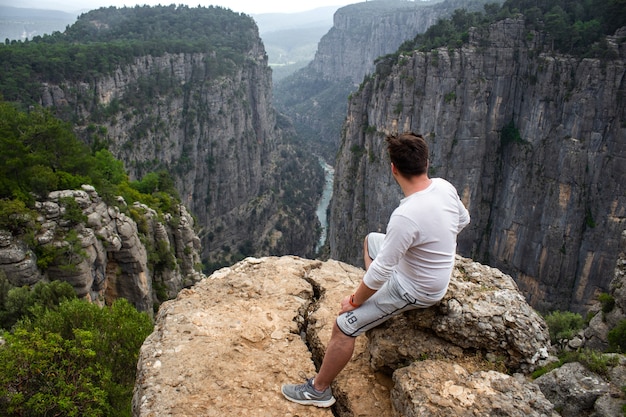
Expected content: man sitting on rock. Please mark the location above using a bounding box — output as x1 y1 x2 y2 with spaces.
281 131 471 407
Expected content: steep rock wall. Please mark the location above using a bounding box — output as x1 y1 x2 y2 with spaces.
312 0 496 85
328 19 626 312
274 0 499 158
40 29 323 267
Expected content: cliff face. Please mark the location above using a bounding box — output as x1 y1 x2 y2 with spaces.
312 0 497 85
40 19 323 268
274 0 499 159
328 19 626 312
0 186 203 313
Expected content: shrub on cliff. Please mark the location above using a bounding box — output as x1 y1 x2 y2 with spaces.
391 0 623 60
0 298 153 416
0 279 76 331
0 102 93 203
608 319 626 353
0 101 180 221
544 310 585 343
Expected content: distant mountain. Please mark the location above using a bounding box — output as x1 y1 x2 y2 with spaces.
253 7 337 81
0 6 77 41
252 6 336 34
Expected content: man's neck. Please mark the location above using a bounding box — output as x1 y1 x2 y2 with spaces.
398 174 432 197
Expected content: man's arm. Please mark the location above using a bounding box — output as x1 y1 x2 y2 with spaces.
339 281 377 314
456 194 470 232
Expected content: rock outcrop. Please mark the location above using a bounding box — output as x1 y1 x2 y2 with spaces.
0 186 203 313
133 255 557 416
328 19 626 313
582 230 626 352
535 360 625 417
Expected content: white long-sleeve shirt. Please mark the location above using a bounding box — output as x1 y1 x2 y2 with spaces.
363 178 470 303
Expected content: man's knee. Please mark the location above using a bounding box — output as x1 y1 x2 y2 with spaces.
332 320 357 344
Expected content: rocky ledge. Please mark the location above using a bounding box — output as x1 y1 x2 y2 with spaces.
133 255 567 416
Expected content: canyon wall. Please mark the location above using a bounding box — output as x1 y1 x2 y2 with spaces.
328 19 626 313
39 11 323 270
274 0 499 158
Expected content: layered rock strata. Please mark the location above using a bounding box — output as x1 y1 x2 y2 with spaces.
38 10 323 267
274 0 498 158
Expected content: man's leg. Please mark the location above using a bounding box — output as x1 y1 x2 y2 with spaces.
364 232 385 271
363 235 373 271
312 321 357 391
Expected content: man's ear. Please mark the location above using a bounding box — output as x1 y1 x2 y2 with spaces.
391 162 398 176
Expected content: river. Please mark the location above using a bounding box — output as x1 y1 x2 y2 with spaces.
315 158 334 253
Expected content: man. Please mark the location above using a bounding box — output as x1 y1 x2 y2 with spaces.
281 132 470 407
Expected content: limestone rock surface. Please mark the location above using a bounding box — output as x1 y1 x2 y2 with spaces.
133 256 350 417
328 17 626 314
584 230 626 351
133 255 554 416
535 362 612 416
392 361 557 417
0 186 203 313
368 257 552 374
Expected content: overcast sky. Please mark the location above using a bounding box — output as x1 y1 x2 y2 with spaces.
5 0 360 14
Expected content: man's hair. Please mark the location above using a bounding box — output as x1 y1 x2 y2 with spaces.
385 132 429 177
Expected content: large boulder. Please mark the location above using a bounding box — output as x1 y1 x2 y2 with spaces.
133 255 555 416
392 360 556 417
367 257 553 374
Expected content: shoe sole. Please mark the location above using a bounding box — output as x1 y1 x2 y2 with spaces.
281 387 336 408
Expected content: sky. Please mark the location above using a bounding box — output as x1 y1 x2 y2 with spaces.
6 0 360 15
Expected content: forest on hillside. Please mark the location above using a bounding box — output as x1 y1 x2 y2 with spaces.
0 5 258 104
395 0 625 58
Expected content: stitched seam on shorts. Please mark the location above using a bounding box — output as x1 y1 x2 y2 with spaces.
344 302 412 336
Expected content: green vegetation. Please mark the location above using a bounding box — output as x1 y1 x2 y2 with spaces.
533 304 624 380
599 292 616 314
0 278 76 331
0 102 93 203
0 100 182 287
532 348 620 379
36 229 87 272
544 310 585 343
608 319 626 353
0 101 179 215
533 294 625 384
0 199 37 235
500 120 525 145
0 5 257 105
379 0 624 73
0 293 152 416
0 101 171 415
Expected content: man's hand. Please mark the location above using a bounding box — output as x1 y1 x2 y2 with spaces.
338 282 377 314
339 295 357 314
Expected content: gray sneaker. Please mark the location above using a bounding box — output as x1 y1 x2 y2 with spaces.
281 377 336 407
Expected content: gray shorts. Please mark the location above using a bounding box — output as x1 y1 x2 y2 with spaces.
336 233 432 337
